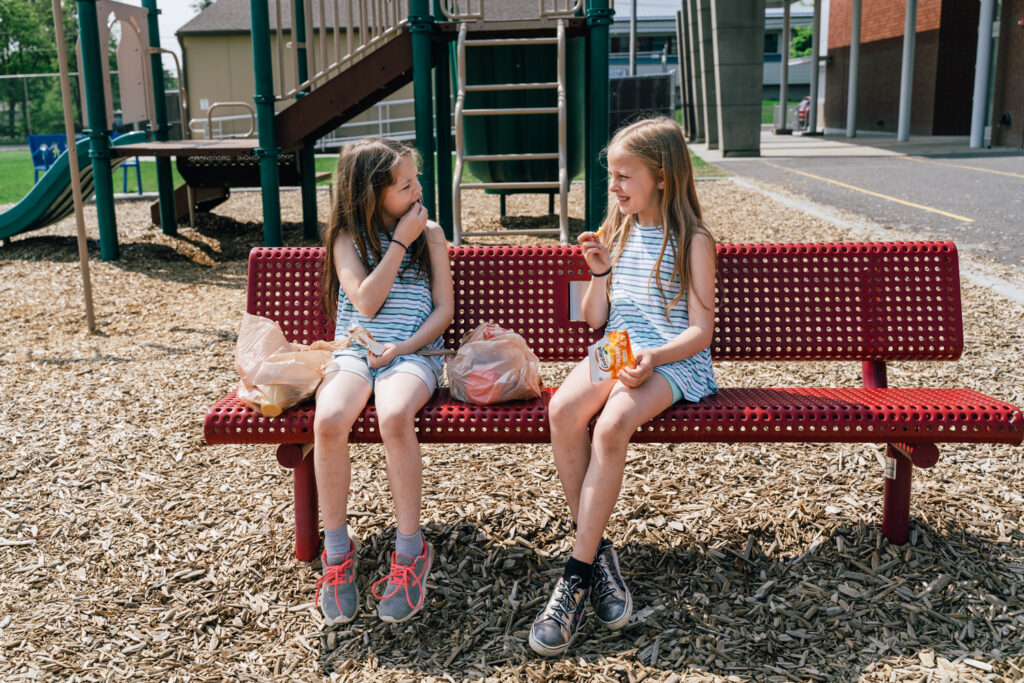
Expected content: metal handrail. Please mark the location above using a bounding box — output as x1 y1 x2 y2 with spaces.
205 102 256 139
539 0 582 18
440 0 482 21
149 47 188 139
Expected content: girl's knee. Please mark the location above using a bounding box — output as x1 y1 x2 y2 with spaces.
314 406 360 443
376 405 417 440
549 391 589 431
592 412 632 450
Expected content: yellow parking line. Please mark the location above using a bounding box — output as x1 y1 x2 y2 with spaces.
760 160 974 223
900 154 1024 179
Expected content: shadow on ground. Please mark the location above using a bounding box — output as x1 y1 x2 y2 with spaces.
315 516 1023 679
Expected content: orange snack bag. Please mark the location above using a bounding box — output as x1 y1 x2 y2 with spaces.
588 329 636 382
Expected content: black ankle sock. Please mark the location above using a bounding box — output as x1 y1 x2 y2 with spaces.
563 556 594 587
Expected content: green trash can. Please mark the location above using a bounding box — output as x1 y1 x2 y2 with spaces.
457 37 586 186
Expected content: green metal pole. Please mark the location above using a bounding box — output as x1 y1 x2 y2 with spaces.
250 0 282 246
409 0 436 219
77 0 119 260
292 0 319 240
142 0 176 235
432 0 452 237
585 0 612 232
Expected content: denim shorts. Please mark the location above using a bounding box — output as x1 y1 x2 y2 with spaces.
325 354 439 394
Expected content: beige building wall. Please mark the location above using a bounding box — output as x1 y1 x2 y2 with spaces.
181 31 416 140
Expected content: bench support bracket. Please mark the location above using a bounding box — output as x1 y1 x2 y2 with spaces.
882 446 912 545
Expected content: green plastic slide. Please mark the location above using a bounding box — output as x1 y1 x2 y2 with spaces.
0 130 147 240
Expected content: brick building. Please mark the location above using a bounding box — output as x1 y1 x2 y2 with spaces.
825 0 1022 146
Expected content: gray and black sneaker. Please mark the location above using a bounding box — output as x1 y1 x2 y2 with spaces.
315 536 361 625
591 539 632 629
372 540 434 623
528 574 590 657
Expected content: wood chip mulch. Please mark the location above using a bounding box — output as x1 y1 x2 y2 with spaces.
1 182 1021 681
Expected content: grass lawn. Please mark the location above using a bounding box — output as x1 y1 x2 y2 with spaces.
762 99 802 125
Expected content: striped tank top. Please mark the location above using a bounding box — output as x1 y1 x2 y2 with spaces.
333 231 445 383
607 223 718 403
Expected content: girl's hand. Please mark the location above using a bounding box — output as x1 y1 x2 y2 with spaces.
393 201 428 246
617 349 655 388
577 232 611 274
368 342 401 369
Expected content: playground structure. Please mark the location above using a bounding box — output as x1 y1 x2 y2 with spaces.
8 0 614 261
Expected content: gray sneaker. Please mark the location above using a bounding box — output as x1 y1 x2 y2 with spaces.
591 539 632 629
528 574 589 657
315 536 361 625
372 540 433 623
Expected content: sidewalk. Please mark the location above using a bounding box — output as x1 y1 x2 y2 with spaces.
692 129 1024 271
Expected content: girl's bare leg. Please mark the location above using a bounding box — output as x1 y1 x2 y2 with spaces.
372 372 432 536
313 370 373 529
547 360 616 522
573 374 674 562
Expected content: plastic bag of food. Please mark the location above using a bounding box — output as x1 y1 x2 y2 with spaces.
448 323 542 404
588 329 636 382
235 313 349 417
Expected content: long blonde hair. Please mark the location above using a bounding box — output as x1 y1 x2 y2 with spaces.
598 116 714 317
320 138 431 318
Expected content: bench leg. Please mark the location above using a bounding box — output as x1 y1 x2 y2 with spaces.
293 453 320 562
882 446 912 545
276 444 320 562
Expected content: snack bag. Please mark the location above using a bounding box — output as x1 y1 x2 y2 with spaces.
448 323 542 404
588 329 636 382
347 324 386 356
235 313 349 417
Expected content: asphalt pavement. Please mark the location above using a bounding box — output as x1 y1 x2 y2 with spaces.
692 131 1024 270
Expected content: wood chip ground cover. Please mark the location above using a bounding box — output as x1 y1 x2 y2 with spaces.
1 183 1021 682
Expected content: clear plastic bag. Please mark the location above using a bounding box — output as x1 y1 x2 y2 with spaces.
235 313 349 417
448 323 542 404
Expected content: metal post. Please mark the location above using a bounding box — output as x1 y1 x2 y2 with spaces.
293 0 319 239
862 360 911 545
686 0 704 143
628 0 637 76
52 0 96 333
969 0 996 148
433 0 453 238
251 0 283 246
410 0 436 218
778 0 790 132
846 0 861 137
142 0 177 235
896 0 916 142
77 0 119 261
23 77 32 136
586 0 612 231
808 0 821 133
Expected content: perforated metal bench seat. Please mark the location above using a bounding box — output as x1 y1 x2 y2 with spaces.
204 242 1022 560
206 387 1022 446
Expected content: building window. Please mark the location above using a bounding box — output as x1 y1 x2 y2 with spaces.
764 31 780 55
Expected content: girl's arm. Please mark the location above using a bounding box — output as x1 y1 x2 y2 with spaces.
337 203 429 317
618 232 716 386
387 222 455 356
578 231 611 329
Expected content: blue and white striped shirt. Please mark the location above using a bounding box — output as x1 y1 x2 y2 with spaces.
607 223 717 402
333 232 444 383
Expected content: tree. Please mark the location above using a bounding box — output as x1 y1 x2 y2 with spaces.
790 25 813 59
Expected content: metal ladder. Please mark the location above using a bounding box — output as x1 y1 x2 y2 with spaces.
452 18 571 245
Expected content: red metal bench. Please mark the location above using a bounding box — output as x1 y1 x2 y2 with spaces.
204 242 1023 561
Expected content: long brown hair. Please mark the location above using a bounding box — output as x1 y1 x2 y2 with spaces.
597 116 714 317
320 137 432 318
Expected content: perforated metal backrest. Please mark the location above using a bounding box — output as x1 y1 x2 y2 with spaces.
247 241 963 362
714 241 963 361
